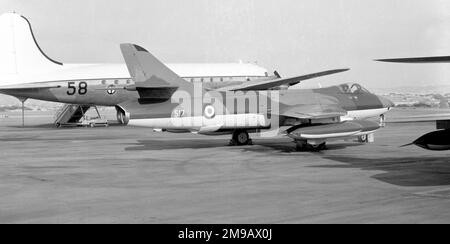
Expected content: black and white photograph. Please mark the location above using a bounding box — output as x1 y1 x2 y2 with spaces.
0 0 449 228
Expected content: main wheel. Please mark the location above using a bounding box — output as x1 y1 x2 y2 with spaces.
295 141 327 151
312 142 327 151
117 110 124 124
295 140 306 151
232 130 250 146
358 134 368 143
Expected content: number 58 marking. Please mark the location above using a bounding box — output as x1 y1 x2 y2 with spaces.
67 81 88 95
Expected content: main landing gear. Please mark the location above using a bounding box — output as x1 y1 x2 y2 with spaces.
295 140 327 151
229 130 253 146
14 97 28 127
115 106 130 125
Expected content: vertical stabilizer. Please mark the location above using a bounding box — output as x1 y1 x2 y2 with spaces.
0 13 62 75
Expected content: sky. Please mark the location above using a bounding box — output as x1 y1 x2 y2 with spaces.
1 0 449 91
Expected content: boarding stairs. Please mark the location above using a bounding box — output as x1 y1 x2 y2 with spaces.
54 104 92 127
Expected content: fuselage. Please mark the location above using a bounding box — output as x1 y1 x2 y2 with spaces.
0 12 272 106
0 62 270 106
124 83 394 131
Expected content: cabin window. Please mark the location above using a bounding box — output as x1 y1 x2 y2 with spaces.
114 80 119 85
210 77 214 82
220 77 224 82
101 80 106 85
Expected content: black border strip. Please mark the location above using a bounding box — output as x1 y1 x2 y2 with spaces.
20 15 63 66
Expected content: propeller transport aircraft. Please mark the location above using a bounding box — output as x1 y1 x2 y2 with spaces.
116 44 394 151
0 13 348 127
376 56 450 150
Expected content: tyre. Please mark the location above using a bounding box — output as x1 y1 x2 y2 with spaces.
358 135 368 143
232 130 250 145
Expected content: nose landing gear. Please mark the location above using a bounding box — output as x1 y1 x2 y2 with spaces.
379 114 386 127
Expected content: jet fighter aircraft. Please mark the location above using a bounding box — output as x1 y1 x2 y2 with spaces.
117 44 394 151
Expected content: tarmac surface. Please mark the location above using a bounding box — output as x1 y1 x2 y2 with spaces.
0 110 449 223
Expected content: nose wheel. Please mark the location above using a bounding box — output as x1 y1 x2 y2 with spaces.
229 130 253 146
379 114 386 127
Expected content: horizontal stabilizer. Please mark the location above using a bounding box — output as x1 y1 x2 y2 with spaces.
0 84 61 90
375 56 450 63
136 87 179 103
95 83 179 102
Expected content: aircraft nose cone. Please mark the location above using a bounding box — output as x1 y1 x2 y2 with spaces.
379 96 395 109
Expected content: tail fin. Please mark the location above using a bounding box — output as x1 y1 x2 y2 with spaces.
120 43 194 92
0 13 62 75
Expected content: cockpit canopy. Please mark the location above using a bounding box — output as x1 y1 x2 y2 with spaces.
338 83 371 94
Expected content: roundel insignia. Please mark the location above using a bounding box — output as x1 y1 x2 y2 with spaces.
204 105 215 119
107 85 116 95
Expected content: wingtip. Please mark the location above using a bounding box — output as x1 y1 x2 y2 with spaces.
324 68 350 74
334 68 351 73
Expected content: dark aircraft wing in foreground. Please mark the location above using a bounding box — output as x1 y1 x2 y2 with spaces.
375 56 450 63
376 55 450 150
387 114 450 123
387 114 450 150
